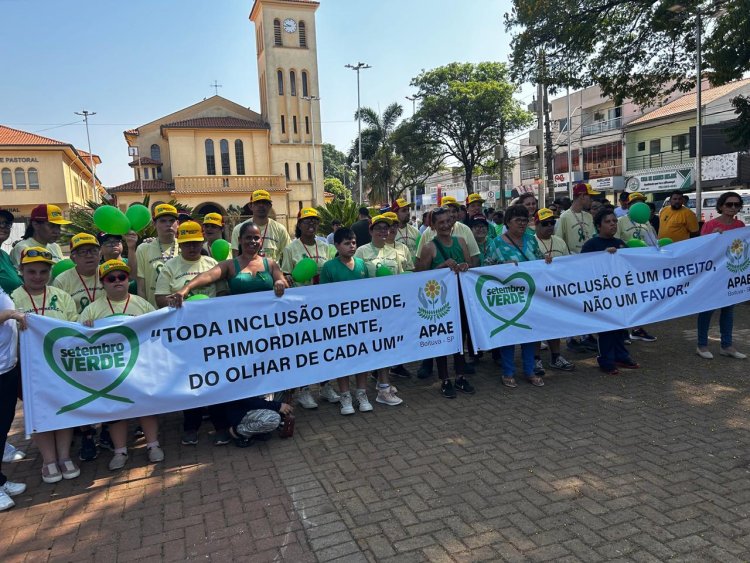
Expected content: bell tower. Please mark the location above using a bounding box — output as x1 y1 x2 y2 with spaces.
250 0 323 207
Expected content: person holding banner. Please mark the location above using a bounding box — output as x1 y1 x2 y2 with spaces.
581 210 641 375
0 289 27 510
11 247 81 483
485 205 545 388
415 207 475 399
79 260 161 470
136 204 180 307
696 191 747 360
415 196 480 267
280 209 340 409
320 227 376 415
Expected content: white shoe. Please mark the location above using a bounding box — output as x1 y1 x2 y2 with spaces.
148 446 164 463
108 452 128 471
355 389 373 412
319 382 340 403
696 347 714 359
376 385 403 406
339 392 355 415
2 481 26 497
3 443 25 463
0 490 14 511
540 341 548 350
296 388 318 409
720 348 747 359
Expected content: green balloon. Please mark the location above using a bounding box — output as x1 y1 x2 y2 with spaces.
628 201 650 224
211 239 231 261
658 237 673 247
94 205 131 235
125 204 151 232
51 258 75 279
626 238 648 248
292 257 318 283
186 294 210 301
376 265 393 277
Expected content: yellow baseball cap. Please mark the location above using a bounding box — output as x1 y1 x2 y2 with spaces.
441 196 459 207
298 207 320 220
177 221 205 243
251 189 272 203
99 259 130 278
70 233 100 251
536 208 555 222
392 198 412 210
572 183 601 197
153 203 179 220
30 204 72 225
20 246 55 265
466 193 485 205
370 214 393 227
382 212 399 223
628 192 646 203
203 212 224 227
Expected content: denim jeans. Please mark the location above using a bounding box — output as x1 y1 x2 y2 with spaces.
697 306 734 348
499 343 535 377
597 330 633 370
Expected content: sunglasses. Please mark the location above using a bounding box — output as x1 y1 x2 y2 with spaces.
104 273 128 283
23 249 53 259
539 220 556 227
725 201 742 208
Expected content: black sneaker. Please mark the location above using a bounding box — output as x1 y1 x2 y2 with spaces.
417 365 433 379
181 431 198 445
441 379 457 399
78 434 98 461
454 376 475 394
389 365 412 378
533 359 546 376
463 362 476 375
630 328 657 342
97 429 114 451
581 336 599 352
213 430 231 446
133 425 144 439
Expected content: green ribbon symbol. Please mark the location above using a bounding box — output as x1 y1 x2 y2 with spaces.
43 326 138 414
475 273 536 336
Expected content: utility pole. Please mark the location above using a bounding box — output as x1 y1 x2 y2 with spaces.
543 83 554 205
695 10 703 221
405 95 417 116
75 110 98 201
536 84 545 207
566 87 573 198
345 62 371 205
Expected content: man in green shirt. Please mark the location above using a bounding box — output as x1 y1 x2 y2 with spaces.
0 210 22 294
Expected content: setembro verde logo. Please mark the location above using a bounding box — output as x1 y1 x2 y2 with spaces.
43 326 138 414
417 279 451 321
726 238 750 274
475 272 535 336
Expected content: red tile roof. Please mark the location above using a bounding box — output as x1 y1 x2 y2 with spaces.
124 129 139 136
629 78 750 126
108 180 174 193
77 148 102 164
128 157 162 167
0 125 66 146
161 117 269 130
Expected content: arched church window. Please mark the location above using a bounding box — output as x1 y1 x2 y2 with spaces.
301 71 309 98
205 139 216 175
150 144 161 162
235 140 245 175
290 71 297 96
299 21 307 48
277 70 284 95
220 139 231 175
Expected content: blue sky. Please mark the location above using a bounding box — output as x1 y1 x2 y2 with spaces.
1 0 529 186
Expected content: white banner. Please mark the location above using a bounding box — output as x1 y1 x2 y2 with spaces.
21 270 462 433
461 228 750 351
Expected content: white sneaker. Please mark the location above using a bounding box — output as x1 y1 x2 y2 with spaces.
3 443 25 463
108 452 128 471
0 489 14 511
319 382 340 403
2 481 26 497
376 385 403 406
148 446 165 463
296 388 318 409
339 392 355 415
355 389 373 412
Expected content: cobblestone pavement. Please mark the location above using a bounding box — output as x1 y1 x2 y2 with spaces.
2 307 750 562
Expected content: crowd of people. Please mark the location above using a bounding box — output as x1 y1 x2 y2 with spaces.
0 184 746 511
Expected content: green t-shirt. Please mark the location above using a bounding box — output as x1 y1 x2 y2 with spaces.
319 257 369 284
0 250 22 294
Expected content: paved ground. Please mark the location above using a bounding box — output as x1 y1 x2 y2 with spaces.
2 307 750 562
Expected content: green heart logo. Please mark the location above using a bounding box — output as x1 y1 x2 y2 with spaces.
475 272 535 336
43 326 138 414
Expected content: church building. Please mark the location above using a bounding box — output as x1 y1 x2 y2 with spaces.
109 0 323 231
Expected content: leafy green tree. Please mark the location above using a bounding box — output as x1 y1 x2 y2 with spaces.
323 177 350 201
505 0 750 110
322 143 349 185
315 198 360 235
410 62 533 194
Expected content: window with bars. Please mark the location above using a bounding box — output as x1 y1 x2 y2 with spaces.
14 168 26 189
220 139 231 175
273 19 282 46
299 21 307 48
235 140 245 175
205 139 216 175
1 168 11 189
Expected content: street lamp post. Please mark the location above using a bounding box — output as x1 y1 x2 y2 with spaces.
302 96 321 204
75 110 98 201
345 62 371 205
695 10 703 221
405 95 417 116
